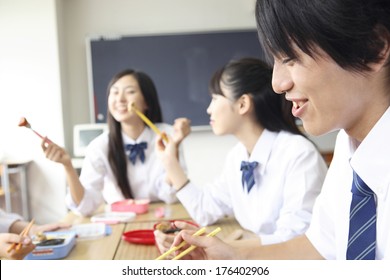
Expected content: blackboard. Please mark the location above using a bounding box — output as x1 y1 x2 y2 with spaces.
87 30 264 126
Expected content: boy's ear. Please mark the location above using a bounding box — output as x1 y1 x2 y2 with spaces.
368 25 390 72
237 94 252 115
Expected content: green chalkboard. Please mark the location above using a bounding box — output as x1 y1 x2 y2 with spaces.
87 29 264 126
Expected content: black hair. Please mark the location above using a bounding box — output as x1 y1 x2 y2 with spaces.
255 0 390 73
209 57 304 136
106 69 163 199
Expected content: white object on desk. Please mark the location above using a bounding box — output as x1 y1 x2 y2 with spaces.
71 223 107 239
91 212 136 224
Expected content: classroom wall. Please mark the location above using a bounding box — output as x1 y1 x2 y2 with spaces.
0 0 67 223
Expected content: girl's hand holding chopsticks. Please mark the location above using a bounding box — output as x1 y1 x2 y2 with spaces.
4 219 35 258
0 233 35 260
1 218 69 260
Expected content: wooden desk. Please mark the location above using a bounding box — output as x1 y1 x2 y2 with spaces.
60 202 191 260
114 216 250 260
133 201 191 222
114 221 160 260
61 211 125 260
61 201 191 223
61 202 249 260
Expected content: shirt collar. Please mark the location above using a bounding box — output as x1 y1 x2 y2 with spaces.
246 129 278 175
122 126 152 145
350 106 390 200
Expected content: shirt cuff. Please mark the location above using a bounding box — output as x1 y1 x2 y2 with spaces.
0 212 23 233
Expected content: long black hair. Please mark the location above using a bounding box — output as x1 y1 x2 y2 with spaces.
106 69 163 198
209 57 304 136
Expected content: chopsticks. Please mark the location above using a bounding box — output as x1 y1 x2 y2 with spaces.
172 227 221 260
155 227 206 260
128 103 169 143
6 219 35 253
155 227 221 260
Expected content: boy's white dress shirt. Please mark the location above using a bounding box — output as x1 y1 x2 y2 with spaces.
306 107 390 259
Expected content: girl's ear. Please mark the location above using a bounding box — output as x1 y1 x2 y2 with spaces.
237 94 252 115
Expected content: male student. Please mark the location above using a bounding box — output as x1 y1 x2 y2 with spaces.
170 0 390 260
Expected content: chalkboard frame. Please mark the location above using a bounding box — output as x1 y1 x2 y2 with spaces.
86 29 264 127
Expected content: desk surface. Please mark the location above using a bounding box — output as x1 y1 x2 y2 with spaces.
62 202 191 224
115 216 250 260
61 202 249 260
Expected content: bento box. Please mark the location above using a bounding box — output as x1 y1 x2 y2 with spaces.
24 231 76 260
110 199 150 214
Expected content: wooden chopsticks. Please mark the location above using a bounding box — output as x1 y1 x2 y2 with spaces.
6 219 34 253
128 103 169 143
155 227 221 260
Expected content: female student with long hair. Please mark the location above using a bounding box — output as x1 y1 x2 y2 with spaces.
42 69 190 216
155 57 327 251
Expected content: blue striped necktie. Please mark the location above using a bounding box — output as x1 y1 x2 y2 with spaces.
346 171 377 260
240 161 258 193
125 142 148 165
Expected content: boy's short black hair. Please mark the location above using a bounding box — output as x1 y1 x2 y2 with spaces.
256 0 390 72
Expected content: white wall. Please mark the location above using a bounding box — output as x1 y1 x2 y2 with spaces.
0 0 67 223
